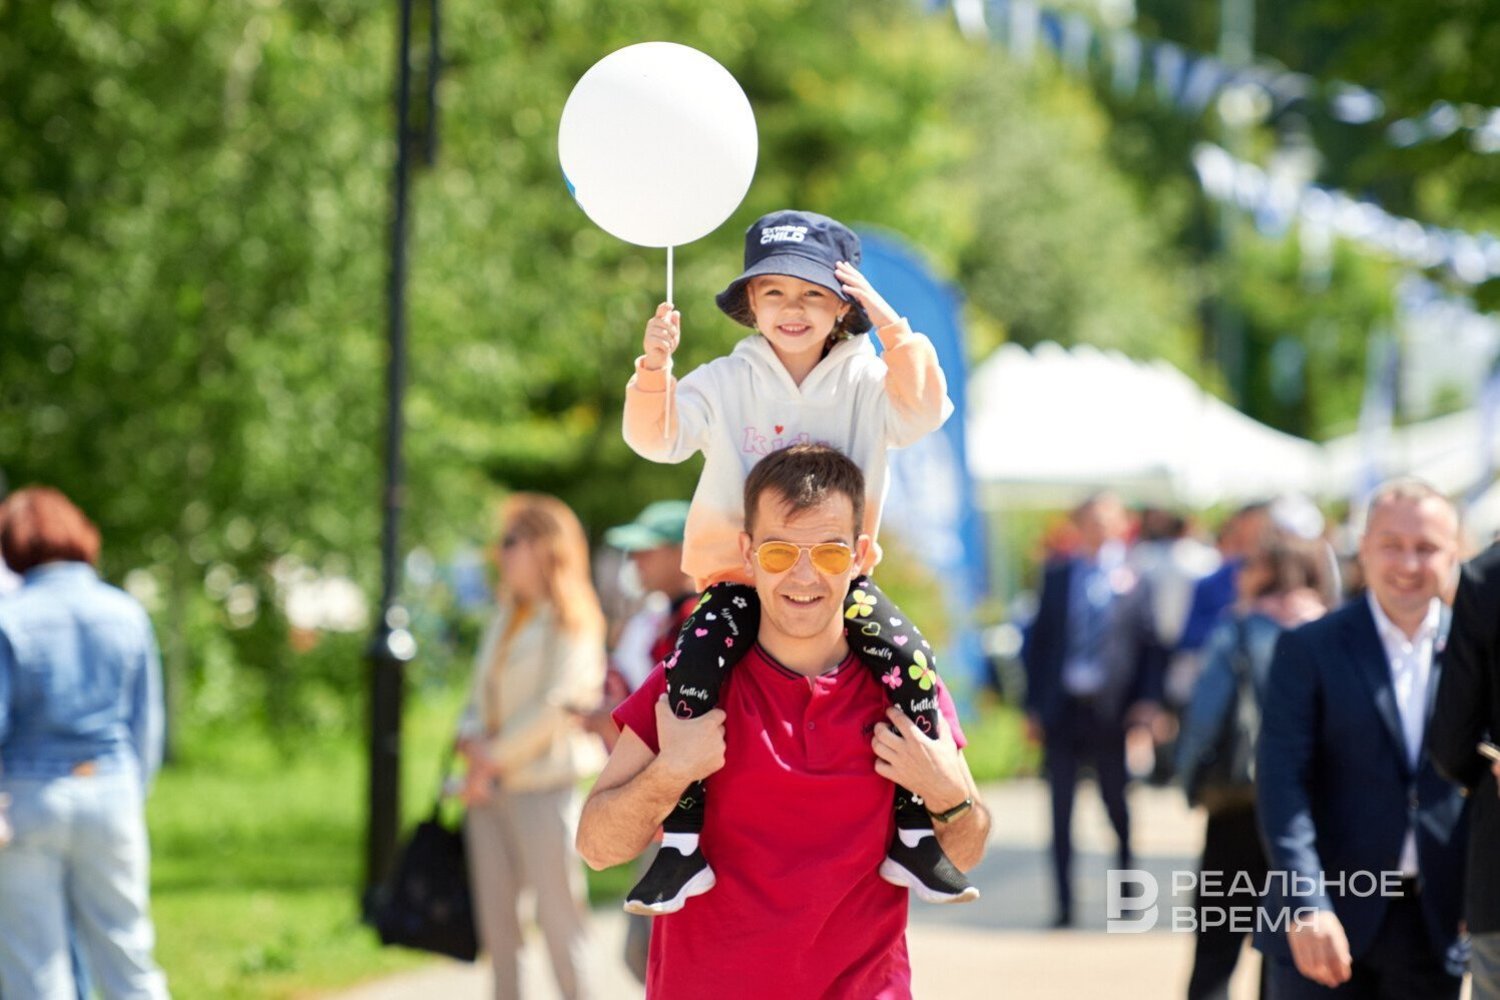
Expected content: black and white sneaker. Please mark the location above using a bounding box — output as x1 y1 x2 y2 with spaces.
623 847 717 916
879 835 980 904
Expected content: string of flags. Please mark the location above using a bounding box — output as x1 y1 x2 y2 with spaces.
944 0 1500 286
1191 142 1500 287
939 0 1500 500
948 0 1500 155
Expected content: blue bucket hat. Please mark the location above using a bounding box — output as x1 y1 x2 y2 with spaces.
714 210 872 334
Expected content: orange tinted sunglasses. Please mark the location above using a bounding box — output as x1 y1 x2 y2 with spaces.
754 541 854 575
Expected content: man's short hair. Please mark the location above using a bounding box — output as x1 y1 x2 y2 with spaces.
744 444 866 536
1361 477 1455 534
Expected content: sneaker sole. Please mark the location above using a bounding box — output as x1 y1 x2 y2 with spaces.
622 866 718 917
878 859 981 904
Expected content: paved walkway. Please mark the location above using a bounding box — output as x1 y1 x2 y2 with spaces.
332 780 1263 999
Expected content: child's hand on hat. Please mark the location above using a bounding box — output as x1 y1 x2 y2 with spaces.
642 302 681 371
834 262 899 331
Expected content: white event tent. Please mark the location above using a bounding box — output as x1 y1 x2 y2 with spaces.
965 342 1327 508
1321 408 1500 543
1320 408 1500 500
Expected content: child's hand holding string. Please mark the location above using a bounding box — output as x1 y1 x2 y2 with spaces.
643 302 681 372
834 261 900 331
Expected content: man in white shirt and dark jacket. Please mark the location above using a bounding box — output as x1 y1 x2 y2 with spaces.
1256 479 1469 998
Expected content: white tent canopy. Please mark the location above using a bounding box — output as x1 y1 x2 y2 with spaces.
1321 407 1500 546
1321 408 1499 499
966 342 1327 507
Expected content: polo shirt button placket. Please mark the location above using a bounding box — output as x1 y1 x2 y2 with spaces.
806 676 832 766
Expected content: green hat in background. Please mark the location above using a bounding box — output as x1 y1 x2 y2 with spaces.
605 500 690 552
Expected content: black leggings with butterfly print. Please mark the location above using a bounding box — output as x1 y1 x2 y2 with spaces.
661 575 942 834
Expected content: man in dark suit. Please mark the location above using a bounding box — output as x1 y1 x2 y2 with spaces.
1430 540 1500 999
1257 479 1468 998
1023 493 1162 927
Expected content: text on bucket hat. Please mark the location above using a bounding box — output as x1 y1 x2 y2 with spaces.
714 210 872 334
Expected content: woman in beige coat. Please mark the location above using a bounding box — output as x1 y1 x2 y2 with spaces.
458 493 607 1000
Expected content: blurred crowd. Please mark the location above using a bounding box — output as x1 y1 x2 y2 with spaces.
1012 493 1345 794
1013 485 1500 999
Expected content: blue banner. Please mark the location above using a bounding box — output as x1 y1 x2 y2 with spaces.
855 228 990 696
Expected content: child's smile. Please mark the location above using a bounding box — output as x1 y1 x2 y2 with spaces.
746 274 849 384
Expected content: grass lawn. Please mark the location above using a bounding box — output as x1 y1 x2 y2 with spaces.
146 686 638 998
148 693 449 998
959 692 1040 784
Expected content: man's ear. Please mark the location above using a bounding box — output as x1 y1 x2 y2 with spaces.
740 531 755 576
854 533 872 567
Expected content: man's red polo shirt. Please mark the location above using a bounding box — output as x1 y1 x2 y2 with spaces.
613 643 966 999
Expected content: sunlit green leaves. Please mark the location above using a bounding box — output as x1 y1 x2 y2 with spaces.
1 0 1207 737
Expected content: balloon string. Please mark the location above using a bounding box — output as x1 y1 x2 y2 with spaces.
664 245 674 442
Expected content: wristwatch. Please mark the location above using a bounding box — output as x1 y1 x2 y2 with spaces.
926 796 974 823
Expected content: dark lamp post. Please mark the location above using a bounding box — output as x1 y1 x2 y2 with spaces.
363 0 439 919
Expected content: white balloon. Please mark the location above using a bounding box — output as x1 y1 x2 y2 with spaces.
558 42 758 249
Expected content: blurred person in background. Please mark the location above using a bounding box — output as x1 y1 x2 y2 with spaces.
1119 507 1218 781
1167 498 1333 777
0 532 92 1000
597 499 697 985
0 487 170 999
601 501 698 730
456 493 607 1000
1256 479 1468 999
1134 507 1220 710
1177 529 1332 1000
1175 503 1272 679
1429 540 1500 1000
1023 492 1153 927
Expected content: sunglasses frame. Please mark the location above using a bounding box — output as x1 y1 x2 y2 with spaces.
753 540 855 576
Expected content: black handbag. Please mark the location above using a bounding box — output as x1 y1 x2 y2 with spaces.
1189 618 1261 815
375 756 480 962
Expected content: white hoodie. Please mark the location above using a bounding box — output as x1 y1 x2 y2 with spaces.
623 322 953 588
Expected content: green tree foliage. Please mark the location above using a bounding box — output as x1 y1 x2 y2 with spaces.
951 59 1199 367
1260 0 1500 318
1117 0 1500 426
1134 0 1500 225
1227 233 1396 437
0 0 1195 739
1 0 396 736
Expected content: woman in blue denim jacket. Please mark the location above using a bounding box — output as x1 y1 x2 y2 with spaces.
0 487 169 999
